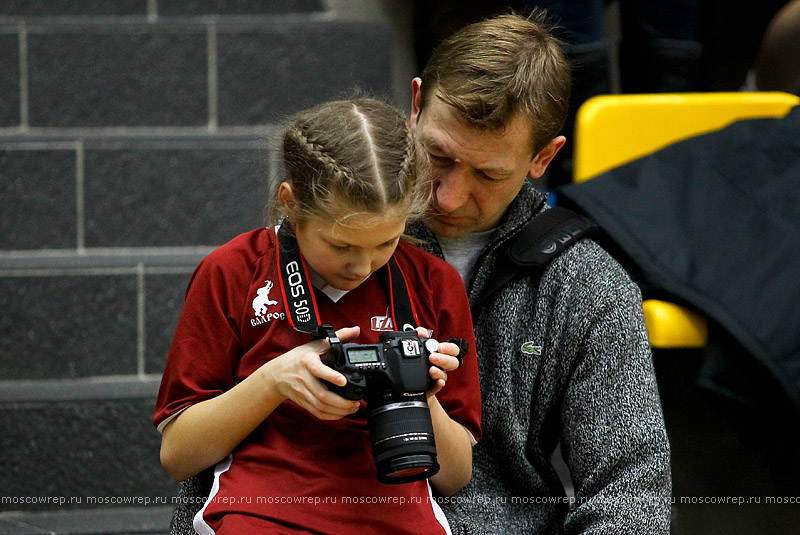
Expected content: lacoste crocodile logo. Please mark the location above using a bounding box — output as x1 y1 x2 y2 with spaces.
520 342 542 356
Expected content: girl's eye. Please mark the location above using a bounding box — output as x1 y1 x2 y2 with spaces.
331 244 350 252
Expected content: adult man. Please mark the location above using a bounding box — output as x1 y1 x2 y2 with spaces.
405 12 672 533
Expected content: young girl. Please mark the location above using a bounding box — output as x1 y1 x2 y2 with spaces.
154 98 481 534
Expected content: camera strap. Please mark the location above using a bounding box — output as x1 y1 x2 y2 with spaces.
275 223 419 338
473 206 599 312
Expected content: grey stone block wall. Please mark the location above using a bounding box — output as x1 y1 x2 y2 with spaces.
1 273 140 380
2 148 77 249
0 0 398 526
0 33 20 127
27 26 209 128
159 0 325 16
216 20 392 123
82 139 268 247
2 394 175 508
0 0 325 17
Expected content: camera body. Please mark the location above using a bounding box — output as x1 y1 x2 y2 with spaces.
320 327 442 484
322 329 438 401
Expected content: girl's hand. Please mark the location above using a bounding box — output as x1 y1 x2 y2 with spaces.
415 327 462 397
265 326 362 420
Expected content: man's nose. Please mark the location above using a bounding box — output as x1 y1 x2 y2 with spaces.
435 167 470 213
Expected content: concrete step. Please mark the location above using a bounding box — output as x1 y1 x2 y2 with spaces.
1 377 179 514
0 1 325 18
0 132 272 382
0 16 392 130
0 505 172 535
1 247 210 381
1 133 272 251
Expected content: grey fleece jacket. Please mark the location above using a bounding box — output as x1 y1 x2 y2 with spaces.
406 181 672 534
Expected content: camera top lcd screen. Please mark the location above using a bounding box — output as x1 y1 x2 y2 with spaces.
347 347 380 364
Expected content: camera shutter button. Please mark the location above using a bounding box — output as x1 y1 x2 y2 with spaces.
424 339 439 354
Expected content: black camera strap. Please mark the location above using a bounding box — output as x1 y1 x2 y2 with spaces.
473 206 599 311
275 223 419 338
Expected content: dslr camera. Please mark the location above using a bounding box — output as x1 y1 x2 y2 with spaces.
319 326 455 484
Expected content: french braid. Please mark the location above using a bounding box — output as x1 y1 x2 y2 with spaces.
267 97 429 226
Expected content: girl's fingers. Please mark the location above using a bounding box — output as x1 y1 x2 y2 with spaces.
308 354 348 387
428 352 460 372
334 326 361 342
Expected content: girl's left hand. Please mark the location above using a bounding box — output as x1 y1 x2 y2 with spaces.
415 327 462 397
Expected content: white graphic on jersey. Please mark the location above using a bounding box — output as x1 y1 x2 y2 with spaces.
252 280 279 316
370 314 395 332
250 280 285 327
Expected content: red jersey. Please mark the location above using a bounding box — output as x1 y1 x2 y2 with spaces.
154 228 481 535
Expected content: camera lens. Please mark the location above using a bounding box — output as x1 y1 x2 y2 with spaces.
367 399 439 484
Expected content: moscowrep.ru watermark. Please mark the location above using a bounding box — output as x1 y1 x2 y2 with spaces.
677 496 800 505
1 495 168 507
3 494 799 508
507 495 800 507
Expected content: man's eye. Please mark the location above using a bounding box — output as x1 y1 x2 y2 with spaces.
477 169 501 181
429 154 451 166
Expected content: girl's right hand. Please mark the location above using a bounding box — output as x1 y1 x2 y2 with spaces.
263 326 362 420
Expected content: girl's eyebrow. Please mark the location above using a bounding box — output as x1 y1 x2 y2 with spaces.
328 234 402 248
381 235 402 246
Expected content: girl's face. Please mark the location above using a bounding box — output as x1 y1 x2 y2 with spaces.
293 211 407 291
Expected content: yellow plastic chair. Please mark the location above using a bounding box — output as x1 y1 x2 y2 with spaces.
572 92 800 348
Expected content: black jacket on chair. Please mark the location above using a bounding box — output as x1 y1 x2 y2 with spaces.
559 105 800 418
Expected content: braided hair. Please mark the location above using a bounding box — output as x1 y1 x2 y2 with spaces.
267 98 429 227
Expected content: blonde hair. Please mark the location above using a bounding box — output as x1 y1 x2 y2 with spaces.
267 98 429 227
419 11 571 156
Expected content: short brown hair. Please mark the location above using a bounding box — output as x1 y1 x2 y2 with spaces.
267 98 430 226
419 11 571 155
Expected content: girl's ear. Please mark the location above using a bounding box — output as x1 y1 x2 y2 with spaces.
277 182 296 219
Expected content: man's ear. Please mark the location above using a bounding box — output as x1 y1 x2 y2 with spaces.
528 136 567 179
410 77 423 128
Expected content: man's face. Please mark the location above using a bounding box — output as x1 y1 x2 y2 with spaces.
410 79 564 238
411 96 534 238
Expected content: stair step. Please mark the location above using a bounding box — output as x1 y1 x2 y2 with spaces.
1 133 270 251
0 18 391 130
1 378 178 513
0 505 172 535
0 0 325 18
0 268 194 380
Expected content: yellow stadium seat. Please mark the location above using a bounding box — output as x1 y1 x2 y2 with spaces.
572 92 800 348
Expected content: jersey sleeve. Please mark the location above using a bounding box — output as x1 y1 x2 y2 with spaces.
153 241 252 432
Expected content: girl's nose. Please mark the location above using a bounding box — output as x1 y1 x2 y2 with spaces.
347 253 373 279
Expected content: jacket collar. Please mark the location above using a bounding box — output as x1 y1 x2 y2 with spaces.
406 179 549 297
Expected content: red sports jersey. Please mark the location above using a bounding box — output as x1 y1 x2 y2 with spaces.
154 228 481 535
